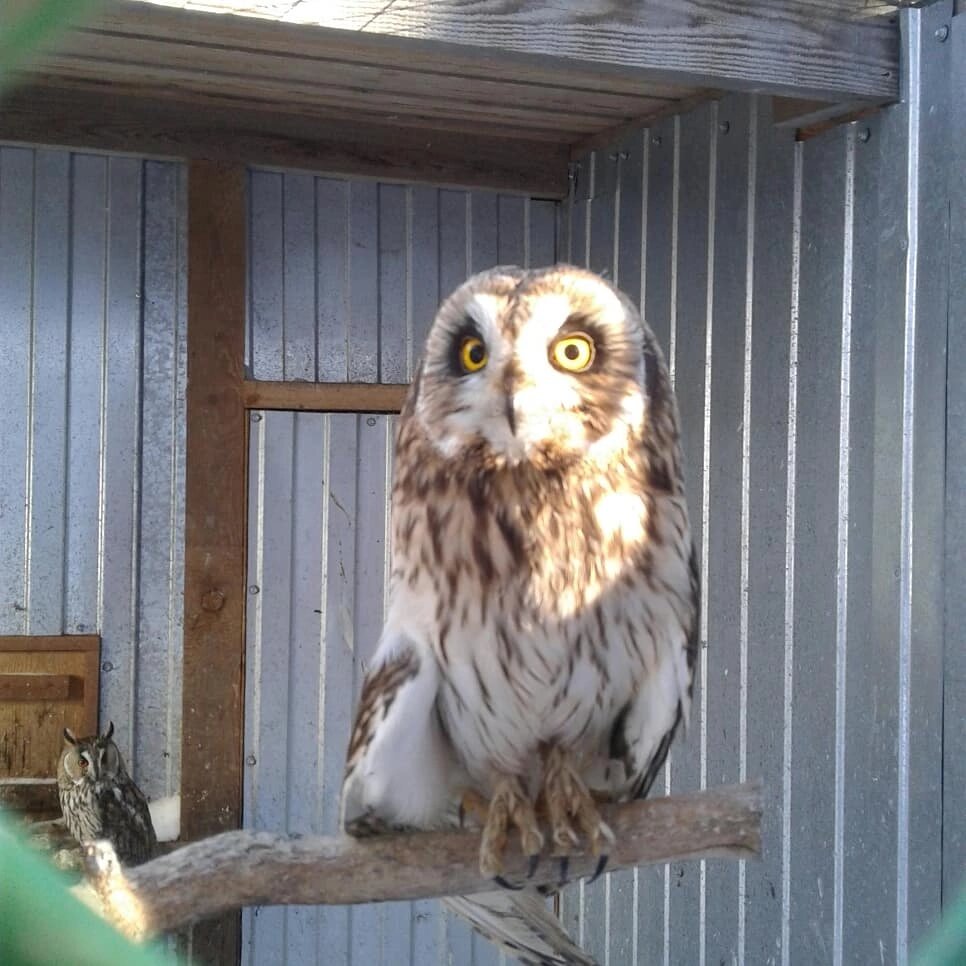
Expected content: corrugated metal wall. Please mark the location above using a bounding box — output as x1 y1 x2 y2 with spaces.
1 7 958 965
0 147 187 800
243 5 960 965
246 172 559 383
243 176 559 965
560 4 954 965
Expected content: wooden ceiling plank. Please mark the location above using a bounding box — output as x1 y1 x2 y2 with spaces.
32 55 625 131
14 72 589 142
58 29 674 116
84 0 899 102
0 84 572 198
73 2 701 98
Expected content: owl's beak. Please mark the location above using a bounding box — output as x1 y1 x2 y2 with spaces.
502 363 520 436
504 394 517 436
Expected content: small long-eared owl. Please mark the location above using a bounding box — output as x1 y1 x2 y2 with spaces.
341 265 699 965
58 721 157 867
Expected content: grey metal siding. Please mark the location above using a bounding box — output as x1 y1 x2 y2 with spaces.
244 411 512 966
944 5 966 910
246 171 558 383
565 5 955 964
242 5 958 964
0 146 187 800
242 172 559 966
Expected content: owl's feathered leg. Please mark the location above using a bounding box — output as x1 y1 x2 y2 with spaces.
477 775 544 879
542 746 614 880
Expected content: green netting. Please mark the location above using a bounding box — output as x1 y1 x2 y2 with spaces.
0 811 178 966
913 879 966 966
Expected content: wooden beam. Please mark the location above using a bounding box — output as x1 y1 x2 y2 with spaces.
0 634 101 652
0 674 72 701
54 1 699 99
0 81 570 199
243 381 408 414
165 0 899 103
181 160 247 966
771 96 881 129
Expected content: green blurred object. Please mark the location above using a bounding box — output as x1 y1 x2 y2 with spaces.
0 0 100 91
913 880 966 966
0 811 178 966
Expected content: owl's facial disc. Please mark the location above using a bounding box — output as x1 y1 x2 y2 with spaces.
419 269 646 466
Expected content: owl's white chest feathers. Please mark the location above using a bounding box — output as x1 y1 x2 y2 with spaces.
387 461 694 795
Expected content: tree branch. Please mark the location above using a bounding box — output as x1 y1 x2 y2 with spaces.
84 782 762 940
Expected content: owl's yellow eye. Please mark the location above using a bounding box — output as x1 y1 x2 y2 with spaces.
459 335 488 373
550 333 596 372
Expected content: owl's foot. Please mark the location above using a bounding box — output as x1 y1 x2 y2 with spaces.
458 788 491 827
542 746 615 881
477 776 545 879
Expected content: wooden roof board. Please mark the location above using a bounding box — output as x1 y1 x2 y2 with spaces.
121 0 901 100
0 0 901 195
0 80 574 197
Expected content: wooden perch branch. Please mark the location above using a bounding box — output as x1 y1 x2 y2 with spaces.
85 782 762 941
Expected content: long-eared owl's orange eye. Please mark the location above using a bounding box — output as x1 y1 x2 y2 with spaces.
550 332 596 372
459 336 488 373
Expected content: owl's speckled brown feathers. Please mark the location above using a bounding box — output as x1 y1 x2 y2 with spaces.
58 722 157 867
341 265 699 966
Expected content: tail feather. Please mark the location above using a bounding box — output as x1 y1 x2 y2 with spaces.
443 890 597 966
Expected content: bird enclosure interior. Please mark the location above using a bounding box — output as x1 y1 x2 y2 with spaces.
0 1 963 965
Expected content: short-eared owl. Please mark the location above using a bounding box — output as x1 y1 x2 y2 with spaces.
58 721 157 867
341 265 699 965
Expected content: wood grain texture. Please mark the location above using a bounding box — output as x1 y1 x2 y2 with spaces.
77 0 897 101
84 782 763 939
0 635 101 653
0 82 571 198
47 29 677 121
181 161 247 966
0 674 72 701
0 635 99 783
0 778 60 816
772 96 880 129
243 381 408 414
68 1 698 98
317 0 899 101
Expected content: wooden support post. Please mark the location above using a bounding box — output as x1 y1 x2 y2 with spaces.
181 161 247 966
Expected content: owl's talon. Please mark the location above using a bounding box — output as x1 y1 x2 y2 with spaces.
478 776 544 878
587 853 609 884
558 855 570 886
527 853 540 879
493 875 524 891
542 744 614 870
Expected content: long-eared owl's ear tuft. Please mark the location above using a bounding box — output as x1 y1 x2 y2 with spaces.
104 721 115 741
63 728 78 745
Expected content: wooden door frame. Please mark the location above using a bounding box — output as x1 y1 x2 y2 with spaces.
180 160 406 963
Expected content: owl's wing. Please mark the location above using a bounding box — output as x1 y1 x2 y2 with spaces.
445 891 597 966
95 778 157 865
605 540 700 801
341 629 463 831
342 630 599 966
